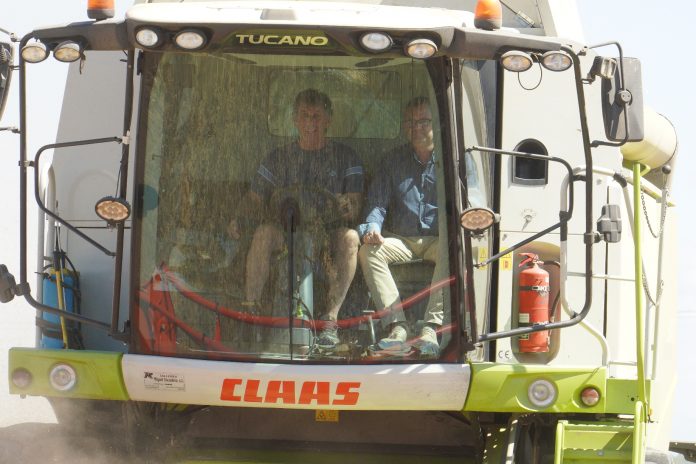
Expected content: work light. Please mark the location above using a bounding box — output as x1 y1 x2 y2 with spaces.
404 39 437 59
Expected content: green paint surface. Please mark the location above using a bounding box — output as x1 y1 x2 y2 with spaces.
465 363 639 415
8 348 128 400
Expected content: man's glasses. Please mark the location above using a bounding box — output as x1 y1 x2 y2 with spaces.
403 118 432 129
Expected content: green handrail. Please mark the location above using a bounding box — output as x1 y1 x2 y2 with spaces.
632 162 648 463
633 400 646 463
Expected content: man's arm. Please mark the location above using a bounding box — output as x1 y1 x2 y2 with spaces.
357 160 391 244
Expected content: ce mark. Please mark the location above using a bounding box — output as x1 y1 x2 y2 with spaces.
497 350 512 360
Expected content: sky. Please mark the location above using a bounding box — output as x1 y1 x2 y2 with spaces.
0 0 693 443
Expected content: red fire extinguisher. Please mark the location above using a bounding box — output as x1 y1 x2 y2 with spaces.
518 253 550 353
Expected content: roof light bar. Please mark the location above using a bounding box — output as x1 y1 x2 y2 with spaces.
540 51 572 72
54 41 82 63
135 28 162 48
21 41 48 63
404 38 437 59
501 50 533 72
359 32 393 53
174 29 207 50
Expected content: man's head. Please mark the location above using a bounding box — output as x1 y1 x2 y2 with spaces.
292 89 332 149
402 96 434 157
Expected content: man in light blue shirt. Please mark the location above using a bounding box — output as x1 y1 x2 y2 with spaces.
357 97 444 358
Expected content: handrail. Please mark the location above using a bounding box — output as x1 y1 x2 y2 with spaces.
33 137 122 257
632 163 648 410
560 166 614 366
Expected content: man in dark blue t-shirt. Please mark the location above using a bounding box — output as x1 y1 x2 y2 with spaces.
234 89 364 350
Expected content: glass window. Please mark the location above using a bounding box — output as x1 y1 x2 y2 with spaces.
512 139 548 185
135 52 462 363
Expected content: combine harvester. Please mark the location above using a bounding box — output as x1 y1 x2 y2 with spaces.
0 0 687 461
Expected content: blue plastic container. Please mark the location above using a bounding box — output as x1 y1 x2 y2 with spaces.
40 269 76 349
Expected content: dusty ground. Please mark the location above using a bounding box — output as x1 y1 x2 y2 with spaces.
0 304 128 463
0 422 128 463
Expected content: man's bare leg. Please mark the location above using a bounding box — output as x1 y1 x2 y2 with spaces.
324 227 360 319
244 223 283 304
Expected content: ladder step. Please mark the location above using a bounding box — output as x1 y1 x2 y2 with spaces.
556 421 634 464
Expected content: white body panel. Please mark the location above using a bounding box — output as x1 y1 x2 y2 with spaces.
127 1 474 28
122 355 471 410
42 51 136 351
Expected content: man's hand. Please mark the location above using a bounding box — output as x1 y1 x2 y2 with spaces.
362 229 385 245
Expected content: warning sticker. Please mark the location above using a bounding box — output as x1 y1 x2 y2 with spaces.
143 372 186 392
315 410 339 422
477 247 488 268
500 253 513 271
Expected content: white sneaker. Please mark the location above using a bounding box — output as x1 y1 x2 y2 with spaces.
415 325 440 359
374 324 408 353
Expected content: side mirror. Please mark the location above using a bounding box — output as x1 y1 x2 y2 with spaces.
0 41 13 120
601 57 644 142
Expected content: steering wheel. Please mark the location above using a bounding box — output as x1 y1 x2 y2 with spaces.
270 184 344 227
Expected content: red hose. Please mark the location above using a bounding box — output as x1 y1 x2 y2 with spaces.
161 265 454 330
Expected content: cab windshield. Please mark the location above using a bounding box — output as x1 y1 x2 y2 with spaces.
134 51 491 363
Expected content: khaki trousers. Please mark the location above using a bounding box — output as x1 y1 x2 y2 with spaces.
358 233 446 328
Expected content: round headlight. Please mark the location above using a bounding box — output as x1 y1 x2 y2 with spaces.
136 28 162 48
49 363 77 391
95 196 131 223
540 51 572 72
528 379 557 408
404 38 437 59
21 42 48 64
359 32 393 53
11 368 33 389
501 50 533 72
174 29 207 50
54 41 82 63
460 207 499 234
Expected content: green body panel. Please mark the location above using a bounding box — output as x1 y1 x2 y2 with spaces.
8 348 128 400
465 363 639 415
605 378 647 415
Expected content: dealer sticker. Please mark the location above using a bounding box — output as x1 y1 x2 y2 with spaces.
143 372 186 391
